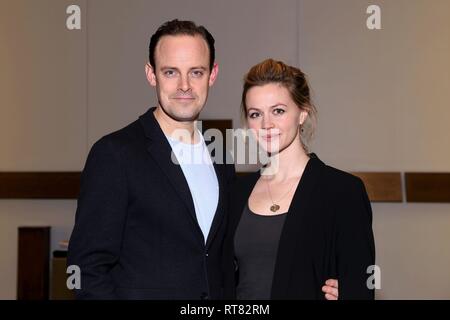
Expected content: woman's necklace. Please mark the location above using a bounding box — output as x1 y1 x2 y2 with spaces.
265 176 299 212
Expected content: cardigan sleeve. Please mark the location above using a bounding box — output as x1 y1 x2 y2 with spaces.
336 177 376 300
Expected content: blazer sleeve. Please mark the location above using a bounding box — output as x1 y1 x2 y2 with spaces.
67 137 128 299
336 177 376 300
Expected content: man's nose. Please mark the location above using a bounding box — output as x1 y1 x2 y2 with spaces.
178 74 191 92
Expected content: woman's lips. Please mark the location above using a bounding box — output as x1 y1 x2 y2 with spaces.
261 134 280 141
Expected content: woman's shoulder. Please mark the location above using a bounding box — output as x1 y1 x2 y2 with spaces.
317 159 372 221
324 164 363 188
313 157 366 197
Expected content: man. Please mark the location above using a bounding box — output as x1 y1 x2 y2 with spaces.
68 19 339 300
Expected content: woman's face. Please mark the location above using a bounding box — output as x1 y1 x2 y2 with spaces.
245 83 307 154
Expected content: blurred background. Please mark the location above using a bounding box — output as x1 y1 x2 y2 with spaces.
0 0 449 299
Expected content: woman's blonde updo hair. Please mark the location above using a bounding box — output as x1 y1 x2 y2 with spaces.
241 58 317 152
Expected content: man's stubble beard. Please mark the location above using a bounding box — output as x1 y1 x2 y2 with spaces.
158 99 203 122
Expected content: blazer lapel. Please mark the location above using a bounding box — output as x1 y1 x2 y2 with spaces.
205 161 226 249
271 155 325 299
139 108 203 241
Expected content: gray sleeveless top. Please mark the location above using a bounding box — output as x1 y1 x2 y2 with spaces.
234 204 287 300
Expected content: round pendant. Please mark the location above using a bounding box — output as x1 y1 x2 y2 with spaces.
270 204 280 212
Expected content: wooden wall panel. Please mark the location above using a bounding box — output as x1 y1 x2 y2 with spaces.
351 172 403 202
0 172 80 199
405 173 450 203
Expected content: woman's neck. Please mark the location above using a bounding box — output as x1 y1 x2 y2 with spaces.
262 136 310 182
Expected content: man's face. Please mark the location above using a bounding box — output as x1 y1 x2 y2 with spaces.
146 35 218 122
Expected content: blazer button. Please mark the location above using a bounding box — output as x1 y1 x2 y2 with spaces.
200 292 209 300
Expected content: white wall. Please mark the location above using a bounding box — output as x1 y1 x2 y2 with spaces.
372 203 450 299
0 0 449 299
0 0 87 171
299 0 450 172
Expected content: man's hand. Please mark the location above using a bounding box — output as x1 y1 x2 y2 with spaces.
322 279 338 300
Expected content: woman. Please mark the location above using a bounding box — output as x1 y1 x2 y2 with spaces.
223 59 375 300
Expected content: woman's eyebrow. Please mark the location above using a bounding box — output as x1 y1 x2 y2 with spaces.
247 104 287 111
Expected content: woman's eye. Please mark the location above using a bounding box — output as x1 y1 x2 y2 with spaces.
248 112 260 119
273 108 285 115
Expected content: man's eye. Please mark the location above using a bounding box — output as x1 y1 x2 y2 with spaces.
191 70 204 77
273 108 285 115
164 70 177 77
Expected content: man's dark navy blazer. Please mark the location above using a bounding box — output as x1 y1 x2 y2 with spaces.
68 107 235 299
